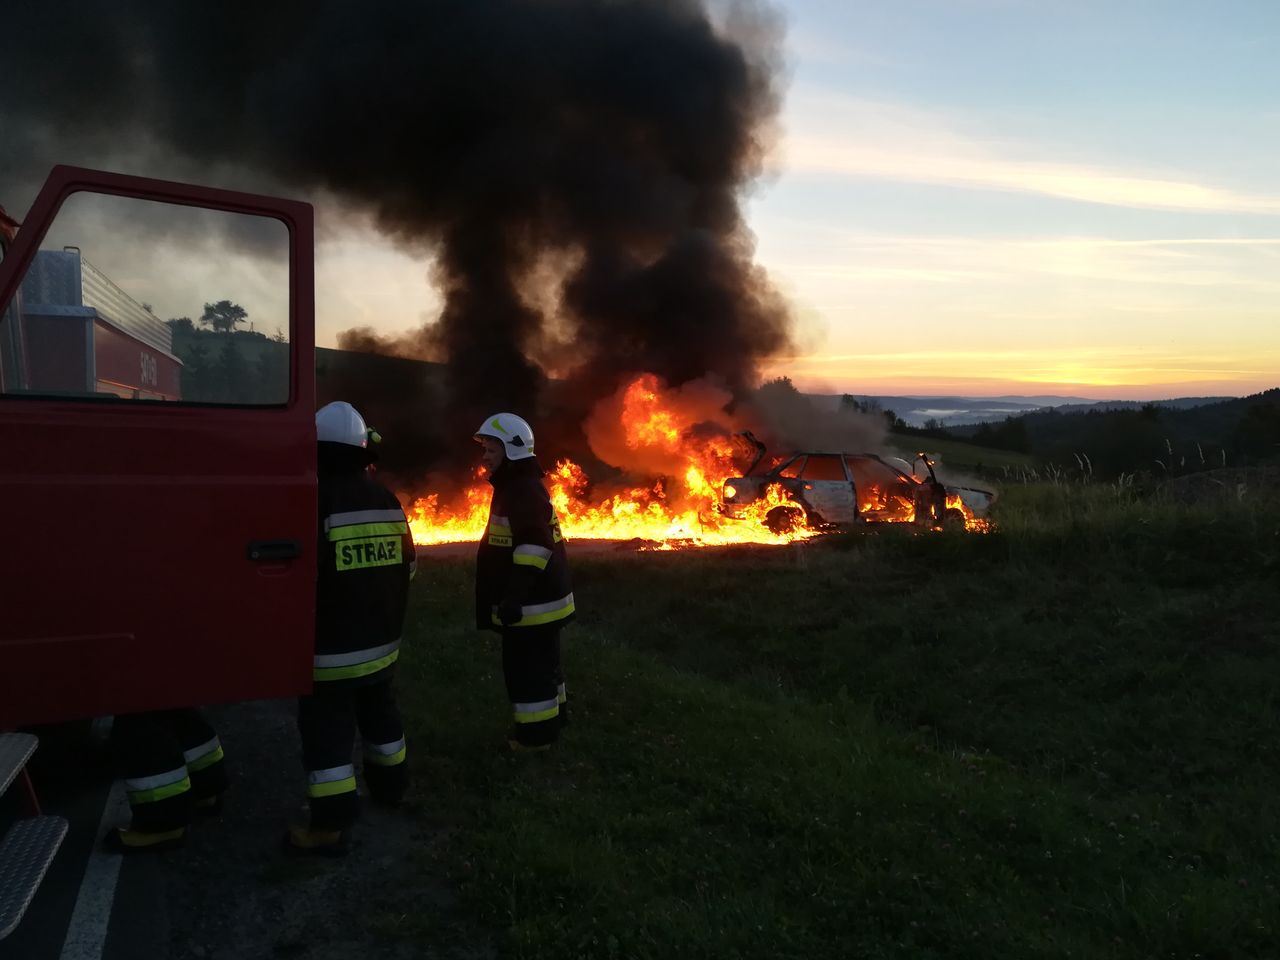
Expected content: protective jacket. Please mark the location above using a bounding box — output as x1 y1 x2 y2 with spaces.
475 456 574 631
316 445 415 684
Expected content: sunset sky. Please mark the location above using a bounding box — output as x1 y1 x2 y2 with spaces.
313 0 1279 401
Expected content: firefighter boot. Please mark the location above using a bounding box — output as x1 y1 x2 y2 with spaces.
191 793 225 818
104 825 186 855
284 804 350 857
506 729 552 753
283 823 349 857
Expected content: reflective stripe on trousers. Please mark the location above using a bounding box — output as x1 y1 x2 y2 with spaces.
364 736 407 767
125 765 191 805
314 639 401 682
512 697 560 724
307 763 358 798
182 736 225 772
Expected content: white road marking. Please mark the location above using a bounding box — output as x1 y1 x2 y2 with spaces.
57 781 128 960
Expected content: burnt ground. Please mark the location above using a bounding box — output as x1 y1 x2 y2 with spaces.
153 699 492 960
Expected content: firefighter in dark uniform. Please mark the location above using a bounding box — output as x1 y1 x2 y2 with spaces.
287 400 415 855
105 709 229 853
473 412 575 751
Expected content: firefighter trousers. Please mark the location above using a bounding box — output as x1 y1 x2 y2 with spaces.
110 709 228 833
501 624 566 747
297 672 408 830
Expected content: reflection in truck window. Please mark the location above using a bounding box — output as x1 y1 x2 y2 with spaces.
2 191 290 406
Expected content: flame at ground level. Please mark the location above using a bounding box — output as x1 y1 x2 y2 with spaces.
403 373 990 549
404 465 991 547
406 463 817 547
946 493 993 534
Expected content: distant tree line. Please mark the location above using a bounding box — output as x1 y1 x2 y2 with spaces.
946 391 1280 478
165 301 288 404
785 377 1278 479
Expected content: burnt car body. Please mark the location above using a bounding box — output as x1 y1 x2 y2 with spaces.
720 436 996 533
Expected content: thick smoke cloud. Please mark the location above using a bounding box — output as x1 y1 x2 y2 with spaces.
4 0 793 472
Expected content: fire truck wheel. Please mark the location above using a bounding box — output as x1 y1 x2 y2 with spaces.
765 505 806 535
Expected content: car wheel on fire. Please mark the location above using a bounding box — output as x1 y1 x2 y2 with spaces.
764 504 807 535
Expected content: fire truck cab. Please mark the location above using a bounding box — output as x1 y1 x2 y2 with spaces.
0 166 318 731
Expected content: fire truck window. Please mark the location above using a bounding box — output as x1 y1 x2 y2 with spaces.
801 455 847 481
777 456 805 478
0 191 290 405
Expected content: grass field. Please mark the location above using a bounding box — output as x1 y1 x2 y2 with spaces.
884 435 1038 473
392 482 1279 959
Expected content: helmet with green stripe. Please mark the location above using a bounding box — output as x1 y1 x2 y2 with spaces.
474 412 535 461
317 401 369 448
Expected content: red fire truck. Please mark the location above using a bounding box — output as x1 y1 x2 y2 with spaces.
0 167 319 940
12 248 184 401
0 166 318 728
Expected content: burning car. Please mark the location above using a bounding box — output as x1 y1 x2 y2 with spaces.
720 434 995 533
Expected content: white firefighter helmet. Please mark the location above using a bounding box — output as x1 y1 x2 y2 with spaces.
474 412 535 461
316 400 369 448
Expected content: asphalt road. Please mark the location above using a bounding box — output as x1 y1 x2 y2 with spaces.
2 701 472 960
0 723 165 960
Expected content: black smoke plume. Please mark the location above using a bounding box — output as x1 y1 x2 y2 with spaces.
4 0 793 476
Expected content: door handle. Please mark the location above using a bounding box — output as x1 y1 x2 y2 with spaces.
248 539 302 561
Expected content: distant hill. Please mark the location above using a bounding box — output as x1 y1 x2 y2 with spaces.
1037 396 1236 416
946 389 1280 478
807 393 1233 428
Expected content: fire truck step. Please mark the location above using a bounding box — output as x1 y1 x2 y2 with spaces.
0 733 38 798
0 815 69 940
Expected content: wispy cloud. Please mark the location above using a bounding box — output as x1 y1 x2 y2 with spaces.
756 226 1280 295
775 92 1280 214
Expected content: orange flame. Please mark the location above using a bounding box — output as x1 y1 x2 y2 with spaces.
404 373 989 548
407 374 815 547
946 493 992 533
406 458 816 547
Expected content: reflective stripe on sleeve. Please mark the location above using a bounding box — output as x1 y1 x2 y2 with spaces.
512 698 560 724
487 516 513 546
307 763 358 798
491 593 575 627
125 766 191 805
557 682 567 705
364 737 407 767
512 544 552 569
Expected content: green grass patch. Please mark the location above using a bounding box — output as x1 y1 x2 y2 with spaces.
394 487 1279 958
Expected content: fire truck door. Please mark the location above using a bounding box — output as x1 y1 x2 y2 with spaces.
0 167 317 729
